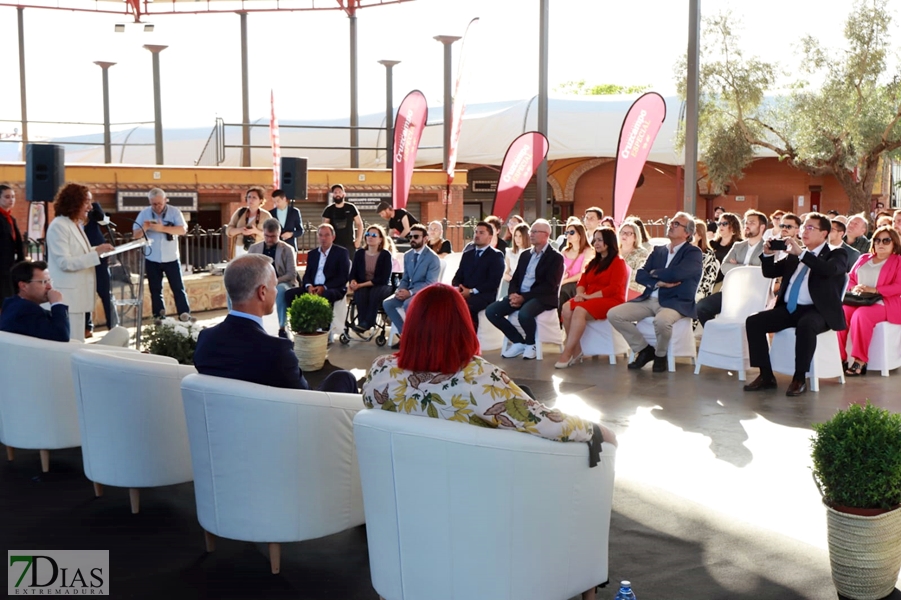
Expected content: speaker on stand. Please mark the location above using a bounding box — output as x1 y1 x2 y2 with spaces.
280 157 308 201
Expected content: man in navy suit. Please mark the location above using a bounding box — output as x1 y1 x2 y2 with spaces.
744 213 848 396
607 212 703 372
382 223 440 346
271 189 304 250
0 260 69 342
486 219 564 360
452 221 505 331
284 224 350 309
193 254 357 392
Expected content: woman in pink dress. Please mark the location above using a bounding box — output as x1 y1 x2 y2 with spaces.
556 227 628 369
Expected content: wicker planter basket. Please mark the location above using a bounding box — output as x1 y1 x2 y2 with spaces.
826 503 901 600
294 333 328 372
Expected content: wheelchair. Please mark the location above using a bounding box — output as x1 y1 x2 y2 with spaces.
338 272 402 347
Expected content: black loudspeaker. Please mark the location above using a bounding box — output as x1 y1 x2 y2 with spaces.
280 157 308 201
26 144 65 202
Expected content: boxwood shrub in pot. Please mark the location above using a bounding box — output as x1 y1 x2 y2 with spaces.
288 293 333 335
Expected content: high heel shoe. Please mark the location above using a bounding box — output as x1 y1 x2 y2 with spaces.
554 354 583 369
845 361 868 376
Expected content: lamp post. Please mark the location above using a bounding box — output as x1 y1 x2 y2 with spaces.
93 61 116 164
143 45 167 165
433 36 461 172
537 0 549 219
683 0 701 215
378 60 400 165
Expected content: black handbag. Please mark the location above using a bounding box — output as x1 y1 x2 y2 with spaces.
842 291 883 307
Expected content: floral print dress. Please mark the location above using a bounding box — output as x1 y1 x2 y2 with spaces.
362 355 595 443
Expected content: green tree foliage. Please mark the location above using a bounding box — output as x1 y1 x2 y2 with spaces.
677 0 901 212
555 80 651 96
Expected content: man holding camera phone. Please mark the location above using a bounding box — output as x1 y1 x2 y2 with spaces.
134 188 193 321
743 212 848 396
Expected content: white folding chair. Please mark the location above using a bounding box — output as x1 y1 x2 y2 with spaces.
695 267 770 380
579 266 632 364
859 322 901 377
500 309 563 360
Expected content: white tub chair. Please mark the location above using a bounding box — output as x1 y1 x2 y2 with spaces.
500 309 564 360
353 409 616 600
180 373 365 574
0 331 135 472
868 322 901 377
71 349 195 513
579 266 632 364
632 316 697 372
769 329 846 391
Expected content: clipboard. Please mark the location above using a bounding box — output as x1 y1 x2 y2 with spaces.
100 238 151 258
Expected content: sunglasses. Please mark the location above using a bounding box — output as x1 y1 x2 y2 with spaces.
565 230 577 236
669 222 688 229
780 224 797 229
717 222 729 227
409 235 424 240
874 237 893 245
364 232 381 238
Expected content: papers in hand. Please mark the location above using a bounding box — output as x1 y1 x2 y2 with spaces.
100 238 151 258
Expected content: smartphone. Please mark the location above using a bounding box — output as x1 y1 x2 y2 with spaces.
769 239 787 251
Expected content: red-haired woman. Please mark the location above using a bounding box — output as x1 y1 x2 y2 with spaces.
556 227 628 368
363 283 617 447
46 183 115 340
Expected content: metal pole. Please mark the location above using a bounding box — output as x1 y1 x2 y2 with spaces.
94 61 116 164
683 0 701 215
349 13 359 168
240 12 251 167
143 45 167 165
17 7 28 147
434 36 461 172
537 0 550 219
378 60 401 165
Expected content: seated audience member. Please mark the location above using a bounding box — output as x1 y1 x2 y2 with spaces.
692 218 720 301
502 222 531 298
349 225 394 332
607 212 703 373
486 219 564 360
763 209 785 241
194 254 357 393
503 214 526 246
451 221 505 331
709 212 743 290
837 226 901 376
426 220 453 257
893 210 901 237
618 220 649 300
877 213 893 229
626 216 653 250
695 209 767 326
706 205 726 237
582 207 603 237
558 220 594 317
827 219 860 271
377 201 419 240
363 283 616 452
845 213 871 254
485 215 508 252
284 224 350 310
556 227 628 369
248 218 298 338
382 223 440 347
744 213 848 397
0 260 129 346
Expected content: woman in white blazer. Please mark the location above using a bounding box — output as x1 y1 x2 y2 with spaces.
46 184 114 341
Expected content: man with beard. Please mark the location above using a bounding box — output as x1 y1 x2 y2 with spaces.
321 184 363 254
381 224 440 348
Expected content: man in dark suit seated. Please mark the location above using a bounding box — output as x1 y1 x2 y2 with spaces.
607 212 703 372
452 220 505 332
486 219 564 360
284 223 350 310
193 254 357 393
744 212 848 397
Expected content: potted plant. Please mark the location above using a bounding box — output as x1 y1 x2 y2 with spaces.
287 293 333 371
143 317 204 365
811 401 901 600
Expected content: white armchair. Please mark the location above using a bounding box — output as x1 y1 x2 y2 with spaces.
71 349 196 513
0 331 135 472
180 373 365 574
353 409 617 600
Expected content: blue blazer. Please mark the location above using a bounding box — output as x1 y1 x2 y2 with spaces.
278 206 305 250
302 244 351 295
452 246 505 298
0 295 70 342
194 314 310 390
398 246 440 294
634 243 704 317
351 249 393 286
509 245 564 308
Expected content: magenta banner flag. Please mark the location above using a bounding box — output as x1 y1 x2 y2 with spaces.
491 132 549 221
446 17 480 185
612 92 666 225
392 90 428 210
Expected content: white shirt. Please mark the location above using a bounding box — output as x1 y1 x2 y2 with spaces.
312 246 330 286
785 241 828 307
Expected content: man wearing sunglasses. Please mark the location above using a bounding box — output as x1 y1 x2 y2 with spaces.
744 213 848 396
608 212 703 372
382 223 440 348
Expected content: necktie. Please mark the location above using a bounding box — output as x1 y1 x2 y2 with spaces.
786 264 809 313
476 249 483 259
412 252 419 270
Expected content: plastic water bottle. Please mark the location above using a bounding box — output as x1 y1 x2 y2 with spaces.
614 580 636 600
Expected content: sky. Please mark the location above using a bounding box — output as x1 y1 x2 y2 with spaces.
0 0 896 140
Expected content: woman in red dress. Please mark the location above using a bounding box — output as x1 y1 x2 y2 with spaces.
556 227 628 369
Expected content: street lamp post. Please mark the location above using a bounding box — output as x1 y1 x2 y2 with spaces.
434 36 461 172
143 45 168 165
93 61 116 164
378 60 401 165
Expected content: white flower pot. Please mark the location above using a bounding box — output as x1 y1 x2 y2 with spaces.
294 332 328 372
826 504 901 600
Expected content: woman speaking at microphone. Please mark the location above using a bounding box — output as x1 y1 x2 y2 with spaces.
46 183 114 341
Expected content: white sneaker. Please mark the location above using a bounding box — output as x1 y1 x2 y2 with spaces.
523 345 537 360
502 342 526 358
